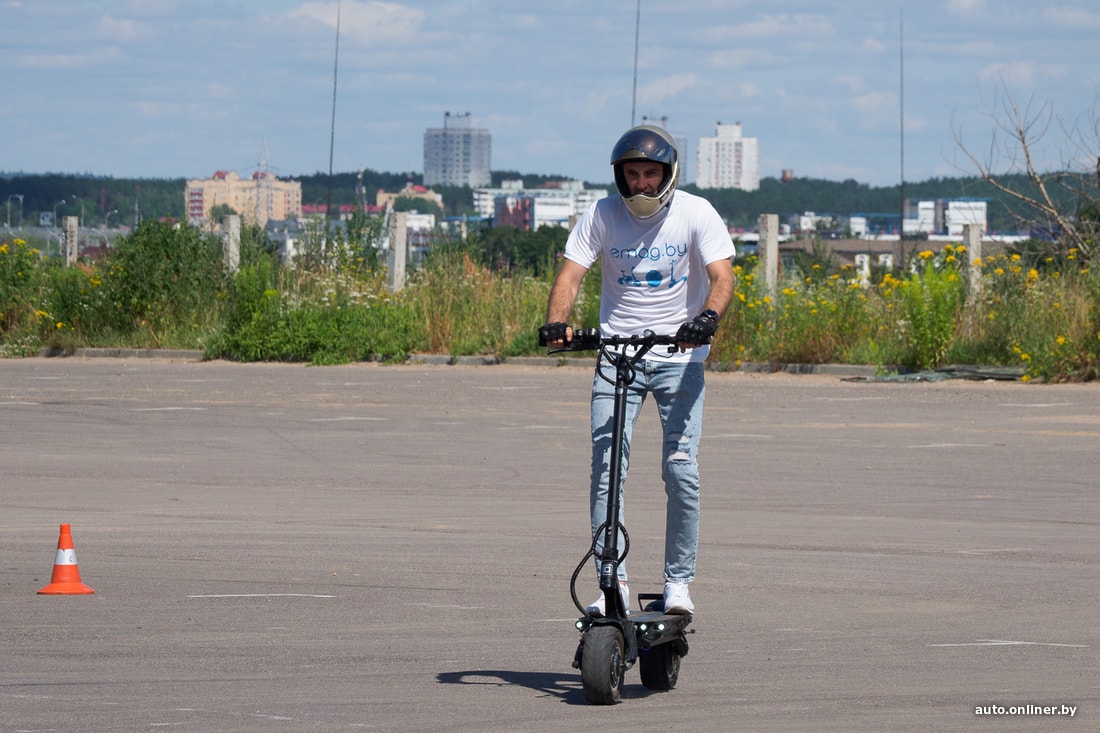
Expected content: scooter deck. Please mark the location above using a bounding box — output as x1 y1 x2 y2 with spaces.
576 609 692 630
627 609 692 625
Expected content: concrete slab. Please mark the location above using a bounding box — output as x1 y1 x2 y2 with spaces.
1 358 1095 730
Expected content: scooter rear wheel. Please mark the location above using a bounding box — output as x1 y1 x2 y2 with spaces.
580 626 624 704
638 641 680 691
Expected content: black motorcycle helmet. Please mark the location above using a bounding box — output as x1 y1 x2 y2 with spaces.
610 124 680 218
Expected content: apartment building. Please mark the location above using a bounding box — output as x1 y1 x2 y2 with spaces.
185 170 302 227
695 121 760 191
423 112 492 188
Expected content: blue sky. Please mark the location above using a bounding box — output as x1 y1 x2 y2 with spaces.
2 0 1097 186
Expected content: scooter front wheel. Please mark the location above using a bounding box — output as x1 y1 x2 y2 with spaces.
580 626 624 704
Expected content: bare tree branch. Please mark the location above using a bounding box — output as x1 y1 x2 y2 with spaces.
952 80 1099 258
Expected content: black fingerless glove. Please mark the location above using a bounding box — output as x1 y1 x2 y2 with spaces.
538 322 569 346
675 311 718 345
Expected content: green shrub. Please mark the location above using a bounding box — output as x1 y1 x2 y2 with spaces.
208 259 425 364
103 221 228 346
0 238 49 355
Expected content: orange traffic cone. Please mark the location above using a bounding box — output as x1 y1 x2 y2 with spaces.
37 523 95 595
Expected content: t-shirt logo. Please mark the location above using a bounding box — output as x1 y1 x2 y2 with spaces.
612 242 689 289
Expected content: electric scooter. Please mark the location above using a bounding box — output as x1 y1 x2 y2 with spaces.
550 328 694 705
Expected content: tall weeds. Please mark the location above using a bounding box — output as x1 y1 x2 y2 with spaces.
5 224 1100 382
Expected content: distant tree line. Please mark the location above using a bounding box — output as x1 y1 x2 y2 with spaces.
0 168 1056 233
685 174 1075 233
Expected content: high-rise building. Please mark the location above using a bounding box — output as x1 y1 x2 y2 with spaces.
423 112 492 187
695 121 759 191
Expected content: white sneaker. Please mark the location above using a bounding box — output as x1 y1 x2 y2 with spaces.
586 582 630 617
663 581 694 615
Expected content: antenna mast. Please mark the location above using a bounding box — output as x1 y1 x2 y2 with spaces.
631 0 641 126
326 0 342 253
257 138 271 226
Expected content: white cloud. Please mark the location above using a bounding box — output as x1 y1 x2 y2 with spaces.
207 82 235 100
1042 5 1100 29
946 0 987 16
862 37 887 53
835 74 866 93
737 82 762 98
638 73 697 105
979 61 1036 87
121 0 177 16
15 46 124 69
287 0 425 44
94 15 147 43
732 13 834 38
131 100 234 123
707 47 775 70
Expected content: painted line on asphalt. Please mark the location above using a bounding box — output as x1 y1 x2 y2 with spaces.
134 406 206 412
187 593 336 598
309 416 384 422
929 639 1088 648
954 548 1028 555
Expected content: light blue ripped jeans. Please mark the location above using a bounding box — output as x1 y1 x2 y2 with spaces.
589 358 705 584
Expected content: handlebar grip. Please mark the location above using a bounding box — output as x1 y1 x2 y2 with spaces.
571 328 602 350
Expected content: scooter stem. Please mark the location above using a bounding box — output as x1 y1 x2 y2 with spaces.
598 343 650 617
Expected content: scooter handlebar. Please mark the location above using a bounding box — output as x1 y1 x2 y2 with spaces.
549 328 678 354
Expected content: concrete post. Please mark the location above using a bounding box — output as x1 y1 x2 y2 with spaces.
759 213 779 298
222 215 241 272
63 216 79 265
388 211 407 293
963 223 982 300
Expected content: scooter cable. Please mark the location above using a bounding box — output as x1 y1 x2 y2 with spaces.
569 521 630 614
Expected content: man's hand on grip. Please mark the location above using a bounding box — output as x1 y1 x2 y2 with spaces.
675 312 718 347
538 322 570 347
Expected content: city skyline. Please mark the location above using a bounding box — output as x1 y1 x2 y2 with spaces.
2 1 1097 187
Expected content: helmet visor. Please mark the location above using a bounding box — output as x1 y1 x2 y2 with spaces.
610 127 678 166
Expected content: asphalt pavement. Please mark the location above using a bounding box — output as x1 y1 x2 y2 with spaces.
2 356 1096 731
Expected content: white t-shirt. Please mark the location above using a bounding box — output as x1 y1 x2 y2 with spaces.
564 189 736 362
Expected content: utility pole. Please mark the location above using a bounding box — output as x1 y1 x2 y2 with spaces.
898 7 906 267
